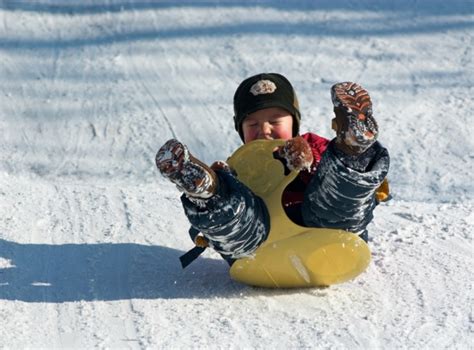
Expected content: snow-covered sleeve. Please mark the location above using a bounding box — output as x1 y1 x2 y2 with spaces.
301 140 389 236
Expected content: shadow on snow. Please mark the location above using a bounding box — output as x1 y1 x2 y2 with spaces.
0 238 246 302
1 21 472 51
1 0 470 16
1 1 472 50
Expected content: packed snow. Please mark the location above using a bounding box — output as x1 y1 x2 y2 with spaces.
0 1 472 348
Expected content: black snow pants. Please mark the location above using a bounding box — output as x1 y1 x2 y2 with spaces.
181 140 390 262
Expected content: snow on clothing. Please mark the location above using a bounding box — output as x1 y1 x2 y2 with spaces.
181 132 390 263
181 169 270 264
302 139 390 242
281 133 330 213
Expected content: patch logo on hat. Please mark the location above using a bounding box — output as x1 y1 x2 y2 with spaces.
249 80 277 96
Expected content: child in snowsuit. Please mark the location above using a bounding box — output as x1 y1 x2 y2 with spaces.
156 73 390 265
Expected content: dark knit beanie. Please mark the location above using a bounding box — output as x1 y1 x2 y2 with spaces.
233 73 301 141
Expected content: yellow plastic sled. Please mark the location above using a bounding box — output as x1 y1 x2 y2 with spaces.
226 139 371 288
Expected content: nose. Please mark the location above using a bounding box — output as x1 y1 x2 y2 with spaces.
259 122 272 139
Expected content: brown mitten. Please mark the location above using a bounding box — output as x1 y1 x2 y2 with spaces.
277 136 314 171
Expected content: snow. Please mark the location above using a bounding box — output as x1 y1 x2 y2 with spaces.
0 0 472 348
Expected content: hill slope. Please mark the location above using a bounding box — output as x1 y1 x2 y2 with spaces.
1 1 472 348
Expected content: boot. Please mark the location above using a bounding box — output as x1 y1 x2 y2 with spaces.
331 82 378 155
156 139 218 199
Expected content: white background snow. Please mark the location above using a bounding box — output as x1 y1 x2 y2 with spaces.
1 0 473 348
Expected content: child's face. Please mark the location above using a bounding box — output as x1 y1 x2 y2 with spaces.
242 107 293 143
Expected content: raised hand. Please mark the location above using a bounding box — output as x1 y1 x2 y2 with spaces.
277 136 314 171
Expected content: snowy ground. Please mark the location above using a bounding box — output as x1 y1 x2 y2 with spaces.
1 1 473 348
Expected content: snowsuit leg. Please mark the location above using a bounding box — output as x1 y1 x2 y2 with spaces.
181 170 270 262
301 140 390 240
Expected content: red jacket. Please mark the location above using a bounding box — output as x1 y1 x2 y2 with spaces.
281 132 330 209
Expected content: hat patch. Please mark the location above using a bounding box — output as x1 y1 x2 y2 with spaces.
250 80 277 96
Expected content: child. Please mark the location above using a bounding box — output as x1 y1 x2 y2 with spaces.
156 73 389 265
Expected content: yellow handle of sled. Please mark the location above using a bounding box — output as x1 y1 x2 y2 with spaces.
226 139 371 288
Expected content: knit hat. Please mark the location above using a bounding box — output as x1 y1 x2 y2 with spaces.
233 73 301 141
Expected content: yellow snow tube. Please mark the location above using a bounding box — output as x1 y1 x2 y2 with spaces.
226 139 371 288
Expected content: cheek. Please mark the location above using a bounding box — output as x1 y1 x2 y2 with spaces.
243 127 258 143
273 125 293 140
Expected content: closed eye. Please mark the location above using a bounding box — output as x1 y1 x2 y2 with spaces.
270 117 286 125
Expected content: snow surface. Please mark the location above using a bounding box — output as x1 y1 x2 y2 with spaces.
1 0 473 348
